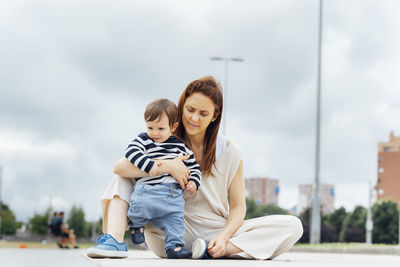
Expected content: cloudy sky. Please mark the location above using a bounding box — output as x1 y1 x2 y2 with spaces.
1 0 400 222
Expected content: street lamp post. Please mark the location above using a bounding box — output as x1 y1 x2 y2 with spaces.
310 0 324 244
366 181 373 244
0 165 3 240
398 200 400 246
210 57 244 136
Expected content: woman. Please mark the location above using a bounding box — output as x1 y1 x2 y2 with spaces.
87 76 303 259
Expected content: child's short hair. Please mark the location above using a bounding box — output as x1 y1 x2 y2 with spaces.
144 98 178 128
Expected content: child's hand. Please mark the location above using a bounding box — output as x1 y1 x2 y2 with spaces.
148 162 159 177
185 180 196 195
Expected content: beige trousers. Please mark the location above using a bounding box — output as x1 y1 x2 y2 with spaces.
101 175 303 260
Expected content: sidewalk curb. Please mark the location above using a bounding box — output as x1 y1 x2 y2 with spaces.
290 246 400 255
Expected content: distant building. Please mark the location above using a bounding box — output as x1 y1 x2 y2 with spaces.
297 184 335 215
288 206 297 215
245 177 279 205
376 131 400 208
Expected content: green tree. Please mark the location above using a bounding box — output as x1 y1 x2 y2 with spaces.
245 198 258 219
0 202 19 235
96 218 103 235
84 218 103 239
324 207 347 240
372 200 399 244
84 222 94 238
30 211 50 235
325 207 347 234
298 207 310 243
299 207 338 243
67 205 86 238
245 198 288 220
257 203 289 216
339 205 366 242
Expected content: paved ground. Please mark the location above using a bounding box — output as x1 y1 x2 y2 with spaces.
2 249 400 267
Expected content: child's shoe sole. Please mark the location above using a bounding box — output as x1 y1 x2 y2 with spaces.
191 238 207 259
86 247 128 258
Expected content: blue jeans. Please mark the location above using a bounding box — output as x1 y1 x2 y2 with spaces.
127 183 185 251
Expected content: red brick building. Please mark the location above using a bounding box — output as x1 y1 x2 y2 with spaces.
245 177 279 205
376 132 400 208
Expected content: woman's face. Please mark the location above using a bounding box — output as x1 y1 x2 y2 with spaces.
182 92 217 138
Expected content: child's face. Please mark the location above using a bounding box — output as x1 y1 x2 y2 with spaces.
146 113 177 143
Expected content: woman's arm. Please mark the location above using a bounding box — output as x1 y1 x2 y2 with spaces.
113 158 147 178
113 156 191 189
208 160 246 258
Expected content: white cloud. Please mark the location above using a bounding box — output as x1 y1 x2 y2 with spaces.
0 130 75 157
1 0 400 221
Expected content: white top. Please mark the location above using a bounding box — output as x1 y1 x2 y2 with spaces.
183 140 242 240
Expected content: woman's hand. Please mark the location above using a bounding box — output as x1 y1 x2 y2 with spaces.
161 155 190 189
207 233 228 258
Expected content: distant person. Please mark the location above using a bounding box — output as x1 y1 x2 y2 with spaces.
49 211 77 248
59 211 79 249
87 76 303 259
49 212 61 236
49 211 65 248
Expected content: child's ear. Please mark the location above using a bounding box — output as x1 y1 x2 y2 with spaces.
171 122 179 132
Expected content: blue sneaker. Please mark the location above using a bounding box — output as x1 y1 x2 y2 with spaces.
95 233 108 244
86 234 128 258
191 238 212 259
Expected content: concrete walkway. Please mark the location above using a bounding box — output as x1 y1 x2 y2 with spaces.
291 245 400 255
2 249 400 267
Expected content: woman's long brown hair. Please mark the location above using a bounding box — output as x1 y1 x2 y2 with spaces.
174 76 223 176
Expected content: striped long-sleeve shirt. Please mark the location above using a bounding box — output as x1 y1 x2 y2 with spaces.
124 132 201 189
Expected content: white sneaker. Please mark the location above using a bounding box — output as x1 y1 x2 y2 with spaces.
191 238 211 259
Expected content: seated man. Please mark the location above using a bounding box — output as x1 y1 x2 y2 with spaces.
50 211 79 248
49 212 64 248
59 212 79 249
